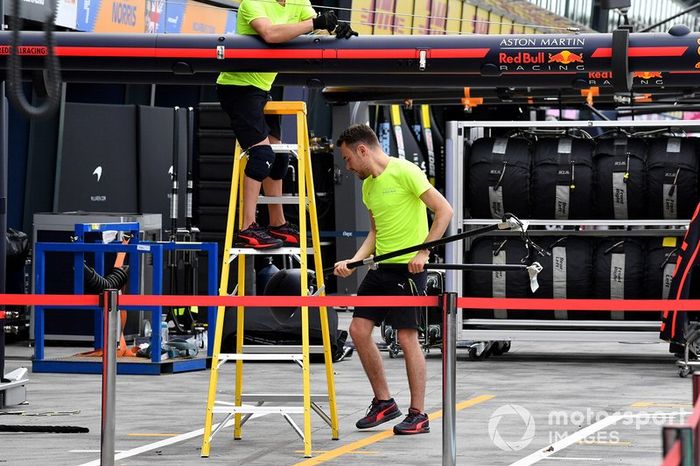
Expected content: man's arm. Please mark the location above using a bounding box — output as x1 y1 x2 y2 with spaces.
334 213 376 277
250 17 314 44
407 187 454 273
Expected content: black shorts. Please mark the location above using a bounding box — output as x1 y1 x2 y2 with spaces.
217 84 281 150
353 268 427 330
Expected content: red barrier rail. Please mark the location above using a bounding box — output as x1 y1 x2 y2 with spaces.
2 293 700 311
662 441 682 466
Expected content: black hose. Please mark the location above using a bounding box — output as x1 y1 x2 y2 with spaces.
7 0 62 119
0 425 89 433
83 264 130 293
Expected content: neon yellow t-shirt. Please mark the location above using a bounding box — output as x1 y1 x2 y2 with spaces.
217 0 316 91
362 158 433 264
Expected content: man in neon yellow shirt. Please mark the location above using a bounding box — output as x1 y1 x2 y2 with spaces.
218 0 357 249
334 124 453 435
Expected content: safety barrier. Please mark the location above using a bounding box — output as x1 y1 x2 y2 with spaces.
661 373 700 466
2 292 700 466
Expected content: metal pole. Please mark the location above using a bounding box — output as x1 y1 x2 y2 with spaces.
442 292 457 466
0 0 6 383
101 289 118 466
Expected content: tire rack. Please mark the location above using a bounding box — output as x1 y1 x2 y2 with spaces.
444 119 700 345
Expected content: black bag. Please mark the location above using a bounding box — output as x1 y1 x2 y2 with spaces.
531 138 595 219
660 203 700 348
468 137 530 219
465 236 531 319
593 137 647 219
646 137 700 220
593 238 648 320
644 237 681 300
530 237 594 319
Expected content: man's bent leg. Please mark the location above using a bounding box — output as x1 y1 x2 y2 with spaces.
397 328 426 412
349 317 390 400
241 139 272 229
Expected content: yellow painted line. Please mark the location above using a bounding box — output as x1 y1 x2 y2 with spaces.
127 433 179 437
631 402 691 408
295 451 379 455
576 440 632 447
294 394 495 466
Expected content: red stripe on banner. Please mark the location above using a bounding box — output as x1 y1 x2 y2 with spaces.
336 49 418 59
628 46 688 57
429 48 490 59
661 440 682 466
592 46 687 58
591 48 612 58
225 49 323 59
155 48 217 58
55 47 157 57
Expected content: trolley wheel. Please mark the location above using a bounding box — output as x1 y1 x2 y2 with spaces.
491 341 506 356
679 366 692 378
502 341 511 354
388 345 400 359
468 345 487 361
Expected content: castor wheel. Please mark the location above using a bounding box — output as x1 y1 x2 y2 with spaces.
679 366 691 378
491 341 506 356
468 343 488 360
388 344 400 359
501 341 511 354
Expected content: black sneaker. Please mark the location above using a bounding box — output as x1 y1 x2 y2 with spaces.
393 408 430 435
267 222 300 246
234 223 283 249
356 398 402 429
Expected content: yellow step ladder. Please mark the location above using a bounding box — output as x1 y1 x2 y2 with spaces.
201 101 339 458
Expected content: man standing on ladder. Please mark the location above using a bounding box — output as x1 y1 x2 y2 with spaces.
334 124 453 435
217 0 357 249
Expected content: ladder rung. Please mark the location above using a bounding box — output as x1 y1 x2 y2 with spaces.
228 247 316 256
270 144 299 154
242 345 326 354
212 406 305 415
240 394 328 402
218 353 302 362
258 195 303 205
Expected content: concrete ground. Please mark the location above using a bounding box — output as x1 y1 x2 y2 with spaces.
0 312 691 466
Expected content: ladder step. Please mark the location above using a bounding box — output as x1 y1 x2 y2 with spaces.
212 405 305 415
258 195 303 205
218 353 302 362
228 247 316 256
242 345 326 354
270 144 299 154
240 394 329 403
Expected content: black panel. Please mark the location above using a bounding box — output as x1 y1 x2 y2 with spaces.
56 103 138 213
137 106 188 231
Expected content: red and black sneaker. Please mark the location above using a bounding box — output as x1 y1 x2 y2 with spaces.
356 398 402 429
234 223 283 249
267 222 300 246
393 408 430 435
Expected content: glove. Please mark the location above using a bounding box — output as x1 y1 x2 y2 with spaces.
312 10 338 33
334 22 359 39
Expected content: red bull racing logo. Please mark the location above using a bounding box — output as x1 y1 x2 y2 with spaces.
499 49 585 72
548 50 584 64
